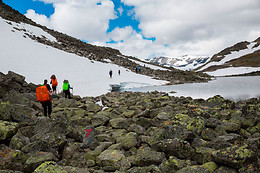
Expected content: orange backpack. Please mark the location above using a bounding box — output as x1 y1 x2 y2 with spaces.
51 78 58 87
36 85 50 102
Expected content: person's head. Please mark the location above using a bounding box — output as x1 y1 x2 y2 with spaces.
44 79 47 84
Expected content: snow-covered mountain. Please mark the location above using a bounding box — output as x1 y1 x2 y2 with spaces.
147 55 210 71
196 39 260 76
0 16 167 97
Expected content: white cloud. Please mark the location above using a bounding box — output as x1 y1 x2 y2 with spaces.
25 9 51 28
27 0 116 42
26 0 260 60
121 0 260 58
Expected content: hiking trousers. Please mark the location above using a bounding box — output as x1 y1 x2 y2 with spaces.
41 100 52 116
64 90 71 99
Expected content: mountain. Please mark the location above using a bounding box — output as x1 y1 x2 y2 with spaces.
0 1 210 97
147 55 210 71
196 38 260 76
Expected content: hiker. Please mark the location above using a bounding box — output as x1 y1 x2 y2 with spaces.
138 66 141 73
50 74 58 94
118 69 121 75
109 70 113 78
36 79 52 118
63 80 73 99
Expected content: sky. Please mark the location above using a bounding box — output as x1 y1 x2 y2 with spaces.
2 0 260 60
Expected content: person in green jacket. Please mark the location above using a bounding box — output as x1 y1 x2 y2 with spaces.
63 80 73 99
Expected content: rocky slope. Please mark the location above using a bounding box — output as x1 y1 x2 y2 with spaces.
196 38 260 75
0 1 210 85
0 71 259 173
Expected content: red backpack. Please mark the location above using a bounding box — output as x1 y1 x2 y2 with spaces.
36 85 50 102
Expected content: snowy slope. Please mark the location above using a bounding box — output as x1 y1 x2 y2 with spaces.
148 55 210 70
0 17 167 97
197 42 260 76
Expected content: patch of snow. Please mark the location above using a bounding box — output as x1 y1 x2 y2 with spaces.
0 17 167 97
206 67 260 76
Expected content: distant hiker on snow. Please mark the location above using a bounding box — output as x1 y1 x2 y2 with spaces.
63 80 73 99
36 79 52 118
109 69 113 78
118 70 121 75
50 74 58 94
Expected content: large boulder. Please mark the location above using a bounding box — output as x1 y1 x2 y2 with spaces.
153 138 194 159
34 161 67 173
0 120 19 141
96 149 130 171
9 130 30 150
116 132 139 149
24 152 58 173
0 101 12 121
131 147 165 166
212 144 257 169
0 145 25 172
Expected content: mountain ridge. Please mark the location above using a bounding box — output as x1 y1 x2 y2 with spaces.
0 1 210 85
147 55 210 71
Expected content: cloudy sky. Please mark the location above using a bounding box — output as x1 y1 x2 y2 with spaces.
3 0 260 60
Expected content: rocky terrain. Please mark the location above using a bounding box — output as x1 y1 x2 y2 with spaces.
0 1 210 85
0 71 259 173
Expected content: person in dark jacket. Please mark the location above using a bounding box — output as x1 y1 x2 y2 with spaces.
109 70 113 78
42 79 52 117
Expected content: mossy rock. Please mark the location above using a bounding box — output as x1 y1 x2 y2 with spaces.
152 138 194 159
159 156 193 172
109 117 130 129
202 162 218 173
0 144 25 172
122 110 135 118
176 165 210 173
132 147 165 166
201 128 218 141
84 102 102 113
91 111 110 127
9 130 30 150
212 144 256 169
186 116 205 135
0 120 19 141
96 149 130 171
220 122 241 133
34 161 67 173
173 113 190 126
193 147 216 164
127 165 161 173
116 132 138 149
25 152 58 172
0 101 12 121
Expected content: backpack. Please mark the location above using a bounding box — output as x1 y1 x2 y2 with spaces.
36 85 50 102
63 82 69 90
51 78 58 87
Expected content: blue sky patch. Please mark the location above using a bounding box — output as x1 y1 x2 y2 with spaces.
3 0 54 18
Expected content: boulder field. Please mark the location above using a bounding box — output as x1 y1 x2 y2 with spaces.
0 71 259 173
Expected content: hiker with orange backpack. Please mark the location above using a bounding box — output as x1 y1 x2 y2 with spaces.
36 79 52 117
50 74 58 94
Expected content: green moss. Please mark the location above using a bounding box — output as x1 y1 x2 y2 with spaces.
187 117 205 135
34 161 67 173
203 162 218 173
